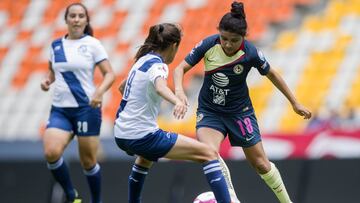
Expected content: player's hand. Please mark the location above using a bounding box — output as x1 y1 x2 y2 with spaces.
90 91 103 108
175 89 189 106
40 79 52 91
173 99 187 119
292 103 312 119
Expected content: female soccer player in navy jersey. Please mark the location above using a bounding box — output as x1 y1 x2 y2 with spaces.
40 3 115 203
114 23 232 203
174 2 312 203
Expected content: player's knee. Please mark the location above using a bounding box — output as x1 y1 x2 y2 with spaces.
136 157 152 168
251 159 271 174
44 146 63 162
198 145 218 163
80 155 97 169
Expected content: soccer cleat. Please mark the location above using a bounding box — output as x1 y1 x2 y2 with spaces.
64 189 82 203
72 189 82 203
72 199 82 203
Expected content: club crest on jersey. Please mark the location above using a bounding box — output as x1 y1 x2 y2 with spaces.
233 64 243 74
78 45 90 57
212 72 229 87
196 113 204 123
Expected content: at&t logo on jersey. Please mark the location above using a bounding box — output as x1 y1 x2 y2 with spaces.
210 72 230 106
212 72 229 87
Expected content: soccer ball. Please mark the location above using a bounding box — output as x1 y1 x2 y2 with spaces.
193 191 217 203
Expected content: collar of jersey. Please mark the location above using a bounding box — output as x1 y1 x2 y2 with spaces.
148 52 164 63
63 34 88 40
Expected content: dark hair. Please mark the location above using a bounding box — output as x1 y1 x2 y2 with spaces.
218 1 247 36
64 3 94 36
135 23 182 61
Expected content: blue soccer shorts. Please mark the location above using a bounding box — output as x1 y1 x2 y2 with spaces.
115 129 178 161
46 105 102 136
196 109 261 148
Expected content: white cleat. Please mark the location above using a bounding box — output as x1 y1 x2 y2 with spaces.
229 189 240 203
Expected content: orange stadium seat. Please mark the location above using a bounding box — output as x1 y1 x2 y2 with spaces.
16 30 33 41
0 47 8 63
115 42 130 54
112 10 127 28
42 1 63 25
12 46 43 88
0 0 10 11
52 28 68 39
7 0 29 26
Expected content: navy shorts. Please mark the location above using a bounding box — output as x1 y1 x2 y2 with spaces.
115 129 178 161
196 110 261 148
46 105 102 136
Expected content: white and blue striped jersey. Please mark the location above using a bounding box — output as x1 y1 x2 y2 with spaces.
49 35 108 107
114 53 168 139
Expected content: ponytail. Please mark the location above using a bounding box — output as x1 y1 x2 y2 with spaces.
218 1 247 36
135 23 182 61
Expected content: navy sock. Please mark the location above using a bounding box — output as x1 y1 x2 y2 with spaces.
128 164 149 203
47 157 76 201
203 160 231 203
84 163 102 203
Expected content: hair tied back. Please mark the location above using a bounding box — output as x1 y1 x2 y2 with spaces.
231 1 246 19
159 24 164 33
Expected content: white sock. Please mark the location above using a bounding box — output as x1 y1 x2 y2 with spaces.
218 155 240 203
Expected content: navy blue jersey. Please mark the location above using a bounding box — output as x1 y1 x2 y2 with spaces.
185 34 270 114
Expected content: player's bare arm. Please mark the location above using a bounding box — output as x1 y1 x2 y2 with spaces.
90 60 115 108
266 67 312 119
174 60 193 106
40 62 55 91
154 77 187 119
118 79 127 95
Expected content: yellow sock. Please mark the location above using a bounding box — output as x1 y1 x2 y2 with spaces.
260 162 292 203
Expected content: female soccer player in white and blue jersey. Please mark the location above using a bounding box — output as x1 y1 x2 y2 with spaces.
114 23 232 203
174 2 312 203
40 3 115 203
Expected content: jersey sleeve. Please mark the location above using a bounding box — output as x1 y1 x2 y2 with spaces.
185 35 218 66
149 63 169 85
92 38 108 64
253 48 270 75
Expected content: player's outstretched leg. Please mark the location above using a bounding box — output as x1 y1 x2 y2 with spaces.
244 141 292 203
164 134 231 203
203 160 232 203
128 157 153 203
47 157 77 201
260 162 292 203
